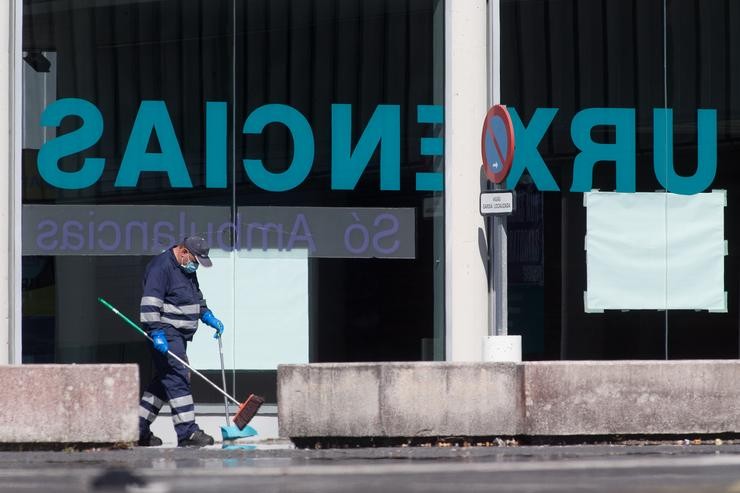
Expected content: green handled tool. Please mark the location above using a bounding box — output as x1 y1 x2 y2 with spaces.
97 297 263 432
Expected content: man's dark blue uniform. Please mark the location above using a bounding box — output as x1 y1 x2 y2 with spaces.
137 236 224 447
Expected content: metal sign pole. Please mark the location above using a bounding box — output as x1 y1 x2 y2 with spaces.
487 0 507 337
488 214 495 337
492 206 507 336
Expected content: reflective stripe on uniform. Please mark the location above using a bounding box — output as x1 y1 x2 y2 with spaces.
171 411 196 424
141 392 164 409
139 407 157 423
169 395 194 409
163 303 201 316
140 312 161 322
141 296 164 308
161 317 198 330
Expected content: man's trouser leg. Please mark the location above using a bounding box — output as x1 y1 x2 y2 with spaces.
150 331 199 442
138 378 166 438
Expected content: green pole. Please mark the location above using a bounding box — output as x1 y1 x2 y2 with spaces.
97 297 241 406
97 297 150 341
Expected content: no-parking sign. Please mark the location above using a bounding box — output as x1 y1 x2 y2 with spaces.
481 105 515 184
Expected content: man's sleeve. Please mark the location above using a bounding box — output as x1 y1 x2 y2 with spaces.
194 276 209 316
140 264 168 333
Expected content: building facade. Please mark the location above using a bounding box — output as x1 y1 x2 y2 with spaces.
1 0 738 405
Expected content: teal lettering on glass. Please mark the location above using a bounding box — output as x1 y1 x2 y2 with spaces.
243 104 314 192
570 108 636 192
653 109 717 195
37 98 105 189
115 101 192 188
505 107 559 191
206 102 227 188
331 104 401 190
416 105 444 191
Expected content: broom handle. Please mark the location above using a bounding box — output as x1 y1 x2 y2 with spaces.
98 297 241 406
217 336 231 425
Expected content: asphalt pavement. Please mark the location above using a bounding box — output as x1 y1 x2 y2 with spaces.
1 440 740 492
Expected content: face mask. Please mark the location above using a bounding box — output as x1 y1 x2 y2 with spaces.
180 251 199 273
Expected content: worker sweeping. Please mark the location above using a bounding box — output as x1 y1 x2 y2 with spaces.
137 235 225 447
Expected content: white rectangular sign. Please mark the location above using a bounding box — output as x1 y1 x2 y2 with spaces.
480 191 515 215
585 191 726 311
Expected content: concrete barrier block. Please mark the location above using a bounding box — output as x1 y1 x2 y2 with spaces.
0 364 139 444
524 361 740 435
278 364 381 437
380 363 522 436
279 363 522 438
279 360 740 439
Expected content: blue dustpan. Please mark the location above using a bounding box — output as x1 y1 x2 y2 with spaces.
221 424 258 441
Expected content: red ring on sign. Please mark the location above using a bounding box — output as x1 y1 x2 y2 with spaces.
480 105 515 184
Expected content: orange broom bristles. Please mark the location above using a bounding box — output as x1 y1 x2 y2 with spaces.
232 394 265 430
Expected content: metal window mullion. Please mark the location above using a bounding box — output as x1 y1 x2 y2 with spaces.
12 0 23 364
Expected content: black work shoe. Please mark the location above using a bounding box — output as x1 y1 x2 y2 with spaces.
178 430 214 448
137 432 163 447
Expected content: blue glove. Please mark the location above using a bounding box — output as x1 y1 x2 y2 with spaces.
151 329 169 354
201 310 224 339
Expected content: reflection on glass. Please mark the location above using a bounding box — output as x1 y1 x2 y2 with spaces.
22 0 446 402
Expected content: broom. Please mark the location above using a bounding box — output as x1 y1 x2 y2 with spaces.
98 297 263 431
217 332 259 440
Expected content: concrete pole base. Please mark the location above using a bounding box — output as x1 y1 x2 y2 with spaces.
482 335 522 362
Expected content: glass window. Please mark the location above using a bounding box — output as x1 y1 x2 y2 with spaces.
22 0 445 402
501 0 737 360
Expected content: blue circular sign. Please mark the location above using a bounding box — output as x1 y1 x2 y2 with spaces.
481 105 515 184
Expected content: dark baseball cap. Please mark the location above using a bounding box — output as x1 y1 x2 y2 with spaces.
183 235 212 267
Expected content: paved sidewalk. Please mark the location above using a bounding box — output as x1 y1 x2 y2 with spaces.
1 441 740 492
